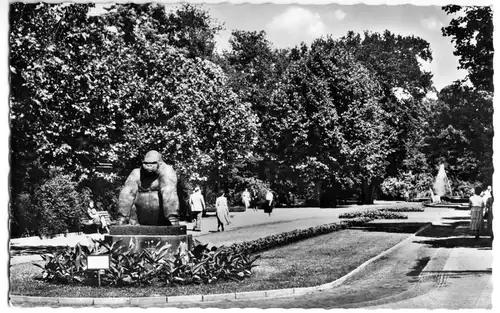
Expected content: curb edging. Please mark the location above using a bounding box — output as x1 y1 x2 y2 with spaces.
10 222 433 307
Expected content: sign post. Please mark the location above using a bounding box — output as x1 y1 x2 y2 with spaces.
87 255 110 287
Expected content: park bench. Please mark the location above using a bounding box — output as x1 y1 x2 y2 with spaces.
81 211 116 233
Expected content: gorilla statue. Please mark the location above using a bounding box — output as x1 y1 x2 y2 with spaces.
117 150 179 226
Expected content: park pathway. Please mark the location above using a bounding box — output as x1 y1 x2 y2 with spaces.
10 201 452 264
187 202 466 247
10 201 492 309
156 221 492 309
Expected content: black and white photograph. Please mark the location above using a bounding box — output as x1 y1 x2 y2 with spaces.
5 0 496 309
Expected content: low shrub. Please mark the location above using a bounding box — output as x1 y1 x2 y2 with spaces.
383 207 424 213
339 210 408 220
229 206 247 212
205 205 247 213
227 217 372 255
31 170 91 237
33 240 259 287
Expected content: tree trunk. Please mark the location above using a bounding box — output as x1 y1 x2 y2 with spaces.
315 180 322 207
361 180 375 204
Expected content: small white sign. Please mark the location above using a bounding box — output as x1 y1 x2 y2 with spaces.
87 255 110 270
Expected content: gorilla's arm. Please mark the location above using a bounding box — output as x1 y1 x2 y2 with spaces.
117 168 140 223
159 163 180 225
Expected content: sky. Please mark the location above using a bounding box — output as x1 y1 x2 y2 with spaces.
87 0 487 92
201 3 468 92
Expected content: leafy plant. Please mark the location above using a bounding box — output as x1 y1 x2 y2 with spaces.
33 239 260 287
29 168 90 237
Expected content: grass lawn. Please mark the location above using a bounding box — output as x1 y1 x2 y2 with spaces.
10 229 410 298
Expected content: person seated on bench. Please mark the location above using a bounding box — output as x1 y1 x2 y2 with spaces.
87 200 110 233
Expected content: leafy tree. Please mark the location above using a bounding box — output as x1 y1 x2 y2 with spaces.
216 30 291 194
442 5 493 92
342 30 434 99
266 37 391 204
9 3 258 211
424 82 493 185
10 2 112 190
103 3 223 59
164 3 224 59
340 30 435 193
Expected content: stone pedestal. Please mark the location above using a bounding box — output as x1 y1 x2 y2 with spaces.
105 225 192 254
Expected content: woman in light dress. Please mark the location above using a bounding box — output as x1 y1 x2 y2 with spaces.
469 186 484 239
241 188 252 211
216 191 231 232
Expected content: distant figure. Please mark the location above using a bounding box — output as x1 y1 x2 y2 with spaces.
483 186 493 238
469 186 484 239
189 186 205 231
483 185 492 200
264 190 274 217
87 200 109 233
216 191 231 232
242 188 252 211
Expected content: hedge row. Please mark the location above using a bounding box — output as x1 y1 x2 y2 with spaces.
338 209 408 220
205 205 247 213
227 217 372 255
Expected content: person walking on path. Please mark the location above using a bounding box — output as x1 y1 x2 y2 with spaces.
216 191 231 232
469 186 485 239
189 186 205 231
242 188 252 211
264 189 274 217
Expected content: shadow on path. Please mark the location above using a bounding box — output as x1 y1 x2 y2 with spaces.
354 222 428 234
10 245 66 256
407 256 431 277
414 237 492 249
442 216 471 221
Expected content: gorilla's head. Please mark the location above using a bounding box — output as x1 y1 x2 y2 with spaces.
142 150 162 174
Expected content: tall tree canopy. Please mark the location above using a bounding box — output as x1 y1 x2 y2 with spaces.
338 30 435 199
424 82 493 185
442 5 493 92
9 2 257 194
263 37 392 204
9 2 495 237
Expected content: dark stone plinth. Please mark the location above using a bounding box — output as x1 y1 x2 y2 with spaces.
105 234 193 253
109 225 186 236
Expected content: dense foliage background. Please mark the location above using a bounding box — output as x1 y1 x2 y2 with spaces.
9 3 493 237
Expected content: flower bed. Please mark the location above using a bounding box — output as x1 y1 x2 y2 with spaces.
32 217 374 288
33 240 259 287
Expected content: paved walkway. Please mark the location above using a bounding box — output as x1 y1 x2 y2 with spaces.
159 222 492 309
11 201 493 309
10 202 451 265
